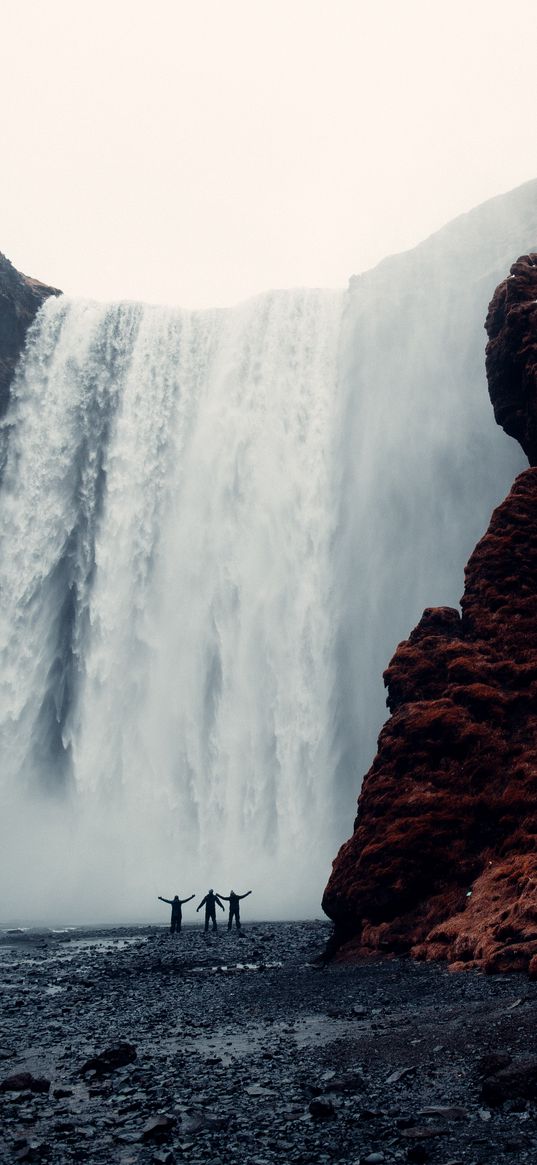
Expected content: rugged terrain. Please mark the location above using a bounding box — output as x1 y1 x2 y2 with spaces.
323 255 537 973
2 921 537 1165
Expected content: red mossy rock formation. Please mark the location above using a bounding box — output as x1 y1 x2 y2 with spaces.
323 255 537 974
486 253 537 465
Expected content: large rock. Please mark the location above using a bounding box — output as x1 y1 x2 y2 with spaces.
480 1055 537 1106
486 254 537 465
0 1071 50 1093
322 257 537 973
0 251 61 416
80 1041 137 1075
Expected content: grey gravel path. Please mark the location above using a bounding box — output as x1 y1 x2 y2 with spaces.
1 921 537 1164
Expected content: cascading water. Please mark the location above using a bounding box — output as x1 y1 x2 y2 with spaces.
1 181 535 924
0 290 345 921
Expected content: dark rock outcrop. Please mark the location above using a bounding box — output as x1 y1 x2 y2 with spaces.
486 253 537 465
323 256 537 974
0 251 61 416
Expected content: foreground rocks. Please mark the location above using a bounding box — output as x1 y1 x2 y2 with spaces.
323 255 537 974
1 921 537 1164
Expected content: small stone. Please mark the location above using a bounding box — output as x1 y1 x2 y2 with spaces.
400 1127 446 1140
53 1119 76 1133
417 1105 467 1121
116 1132 142 1145
324 1071 365 1094
141 1115 177 1142
361 1154 385 1164
309 1097 335 1120
406 1147 429 1164
386 1067 416 1085
14 1141 48 1162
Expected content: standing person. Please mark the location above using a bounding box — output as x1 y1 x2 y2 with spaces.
217 890 252 931
158 893 195 934
196 889 224 932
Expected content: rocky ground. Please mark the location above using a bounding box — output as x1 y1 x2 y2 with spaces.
1 920 537 1165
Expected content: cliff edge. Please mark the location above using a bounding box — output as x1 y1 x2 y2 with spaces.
323 255 537 975
0 252 61 416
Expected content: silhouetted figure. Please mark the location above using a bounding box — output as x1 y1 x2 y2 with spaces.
217 890 252 930
158 893 195 934
197 889 224 932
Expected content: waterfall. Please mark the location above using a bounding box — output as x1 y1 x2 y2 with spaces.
1 182 535 924
0 291 345 921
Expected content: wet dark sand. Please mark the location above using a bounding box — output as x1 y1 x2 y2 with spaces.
1 920 537 1164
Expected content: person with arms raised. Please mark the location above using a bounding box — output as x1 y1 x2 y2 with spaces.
216 889 252 931
158 892 195 934
197 889 225 932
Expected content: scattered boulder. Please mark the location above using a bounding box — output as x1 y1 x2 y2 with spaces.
309 1096 336 1119
80 1041 137 1075
14 1140 49 1162
478 1051 512 1077
480 1055 537 1106
0 1072 50 1093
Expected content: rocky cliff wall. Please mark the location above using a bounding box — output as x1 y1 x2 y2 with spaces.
323 255 537 975
0 252 61 416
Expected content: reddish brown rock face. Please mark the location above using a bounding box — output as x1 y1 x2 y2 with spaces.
323 257 537 974
486 253 537 465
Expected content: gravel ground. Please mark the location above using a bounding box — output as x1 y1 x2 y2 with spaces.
1 920 537 1164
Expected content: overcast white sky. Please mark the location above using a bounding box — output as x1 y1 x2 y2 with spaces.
2 0 536 307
